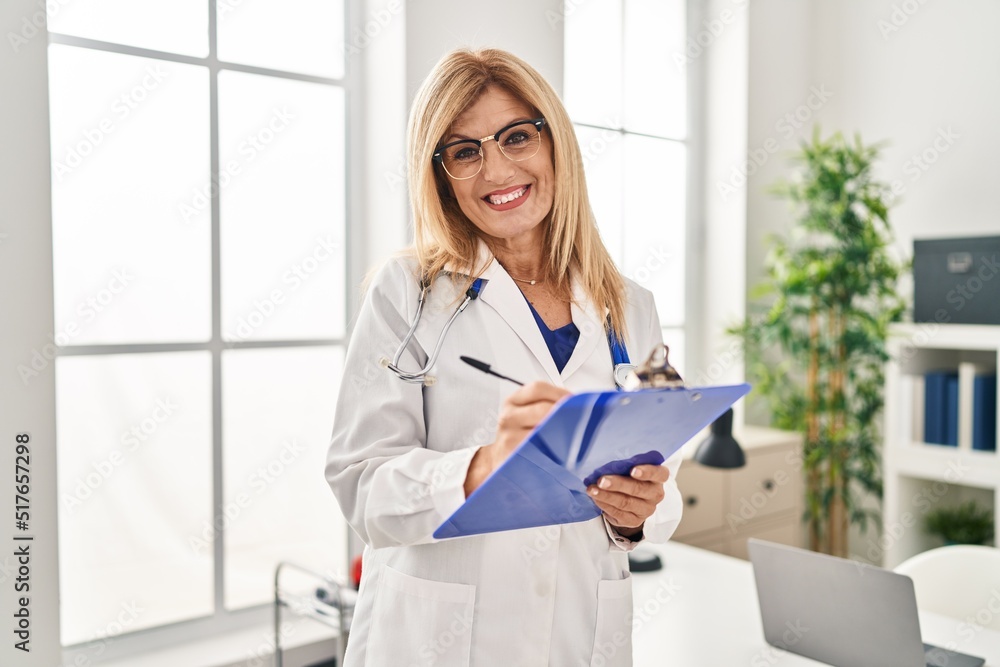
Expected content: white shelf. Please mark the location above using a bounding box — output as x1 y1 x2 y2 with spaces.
882 323 999 568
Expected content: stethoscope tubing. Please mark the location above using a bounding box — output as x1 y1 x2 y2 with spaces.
384 274 632 388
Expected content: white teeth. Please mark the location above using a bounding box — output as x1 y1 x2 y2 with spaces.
488 186 527 205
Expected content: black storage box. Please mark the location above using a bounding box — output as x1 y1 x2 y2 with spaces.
914 236 1000 325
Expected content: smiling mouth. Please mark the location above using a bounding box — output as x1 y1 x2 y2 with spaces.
483 185 530 206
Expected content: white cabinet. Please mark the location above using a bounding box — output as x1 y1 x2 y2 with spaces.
882 323 1000 568
672 426 805 559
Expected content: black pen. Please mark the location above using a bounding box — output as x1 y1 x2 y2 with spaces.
460 356 524 386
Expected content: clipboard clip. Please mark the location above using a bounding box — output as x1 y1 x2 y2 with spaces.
634 344 685 390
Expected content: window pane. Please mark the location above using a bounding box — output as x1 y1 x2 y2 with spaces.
575 124 625 264
564 0 622 129
217 0 345 79
48 45 210 345
219 71 345 342
56 352 213 645
622 135 685 328
624 0 686 138
222 347 349 610
47 0 208 57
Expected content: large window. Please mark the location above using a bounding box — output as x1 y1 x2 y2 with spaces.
47 0 350 656
564 0 688 372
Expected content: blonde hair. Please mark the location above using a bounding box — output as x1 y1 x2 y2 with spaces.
405 47 628 339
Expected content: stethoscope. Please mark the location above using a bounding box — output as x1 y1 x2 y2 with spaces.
379 275 637 389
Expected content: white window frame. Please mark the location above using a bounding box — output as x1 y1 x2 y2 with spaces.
48 0 360 662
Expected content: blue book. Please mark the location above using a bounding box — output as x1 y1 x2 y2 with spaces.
944 374 959 446
924 371 951 445
973 375 997 452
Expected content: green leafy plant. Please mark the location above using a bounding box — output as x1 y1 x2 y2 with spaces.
924 501 995 546
729 128 906 557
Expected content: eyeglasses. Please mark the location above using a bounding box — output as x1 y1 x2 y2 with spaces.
432 118 547 180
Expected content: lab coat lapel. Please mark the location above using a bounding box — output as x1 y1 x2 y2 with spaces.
441 241 563 385
559 276 606 381
478 265 563 385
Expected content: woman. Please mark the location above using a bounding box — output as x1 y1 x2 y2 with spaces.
326 47 683 666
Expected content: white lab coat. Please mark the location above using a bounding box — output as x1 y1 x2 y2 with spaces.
325 241 684 667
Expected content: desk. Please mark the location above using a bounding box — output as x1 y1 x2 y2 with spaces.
632 542 1000 666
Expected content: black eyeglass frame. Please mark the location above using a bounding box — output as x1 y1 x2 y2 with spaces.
431 117 548 179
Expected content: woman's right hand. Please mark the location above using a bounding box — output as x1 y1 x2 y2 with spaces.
463 381 571 497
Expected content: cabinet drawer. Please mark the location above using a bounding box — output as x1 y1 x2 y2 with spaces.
727 448 802 523
673 462 725 538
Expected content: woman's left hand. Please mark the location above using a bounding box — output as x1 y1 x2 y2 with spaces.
586 464 670 536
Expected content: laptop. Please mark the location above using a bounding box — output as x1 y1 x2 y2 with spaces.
747 539 985 667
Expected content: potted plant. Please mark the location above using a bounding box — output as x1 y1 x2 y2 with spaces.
924 501 995 546
730 128 906 557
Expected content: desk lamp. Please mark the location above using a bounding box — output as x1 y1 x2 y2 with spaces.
694 408 745 469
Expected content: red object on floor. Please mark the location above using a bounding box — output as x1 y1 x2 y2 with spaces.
351 554 363 589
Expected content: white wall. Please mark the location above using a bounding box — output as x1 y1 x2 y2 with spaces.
0 2 62 665
745 0 1000 313
743 0 1000 560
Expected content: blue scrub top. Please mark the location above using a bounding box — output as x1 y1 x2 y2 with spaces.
523 297 579 373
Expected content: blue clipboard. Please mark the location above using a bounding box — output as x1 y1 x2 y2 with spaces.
434 382 751 539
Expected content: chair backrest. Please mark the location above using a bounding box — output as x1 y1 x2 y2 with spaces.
894 545 1000 632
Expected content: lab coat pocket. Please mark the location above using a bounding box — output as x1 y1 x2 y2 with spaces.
366 565 476 667
589 575 633 667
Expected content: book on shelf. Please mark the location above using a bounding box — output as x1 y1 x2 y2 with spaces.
973 374 997 452
945 374 959 446
923 371 956 446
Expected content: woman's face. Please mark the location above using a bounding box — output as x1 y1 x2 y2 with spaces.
441 86 555 244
